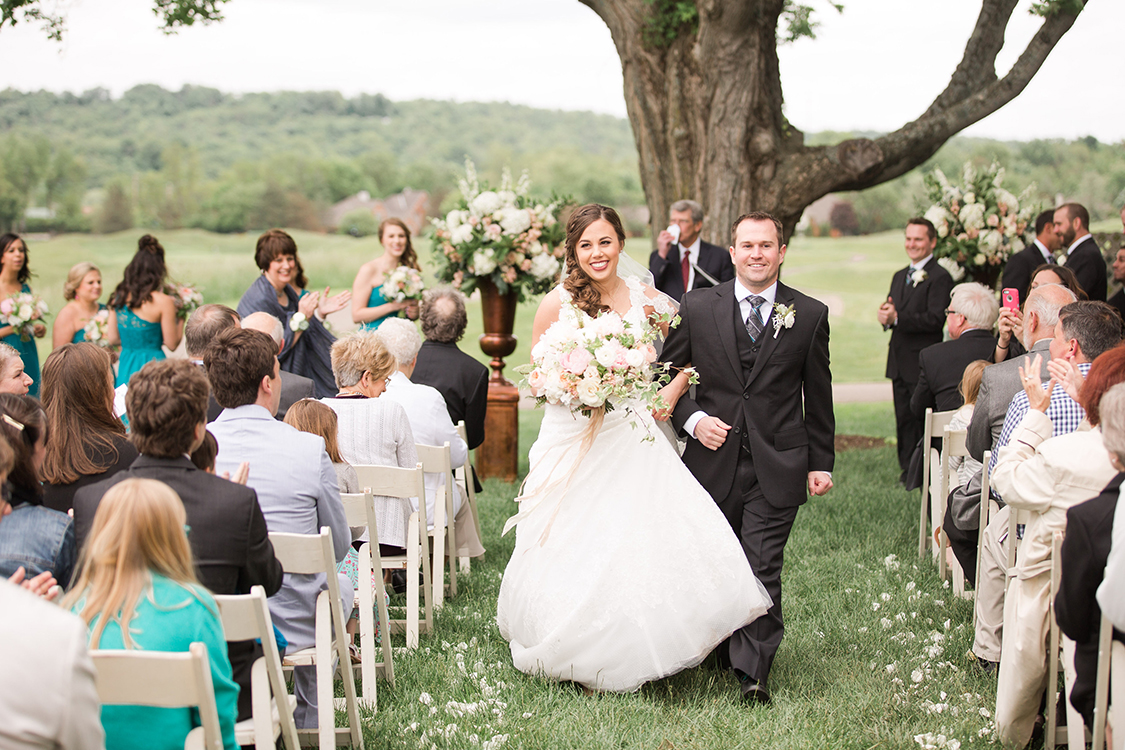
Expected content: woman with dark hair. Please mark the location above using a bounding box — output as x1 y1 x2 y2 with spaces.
351 218 422 331
0 233 46 397
109 234 183 387
39 343 137 513
236 228 350 398
995 263 1090 363
0 393 75 588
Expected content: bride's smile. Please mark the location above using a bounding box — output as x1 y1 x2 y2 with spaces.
575 218 622 286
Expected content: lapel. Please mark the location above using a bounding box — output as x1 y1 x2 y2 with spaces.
745 283 794 390
706 281 744 382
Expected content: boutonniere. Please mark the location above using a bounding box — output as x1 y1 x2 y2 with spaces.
1056 253 1067 267
771 303 796 339
910 268 928 287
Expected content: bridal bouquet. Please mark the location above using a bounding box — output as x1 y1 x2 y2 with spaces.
164 281 204 321
921 161 1038 284
0 291 49 342
431 159 570 301
82 308 113 347
381 265 425 302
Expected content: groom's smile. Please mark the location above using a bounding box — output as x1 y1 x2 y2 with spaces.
730 217 787 293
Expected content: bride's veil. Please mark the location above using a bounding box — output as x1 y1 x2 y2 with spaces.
616 252 679 313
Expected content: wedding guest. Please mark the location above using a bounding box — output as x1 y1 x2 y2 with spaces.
877 218 955 482
72 358 282 723
283 398 359 494
648 199 733 303
206 327 350 728
184 303 241 422
0 234 46 397
351 218 422 330
1108 245 1125 321
412 286 489 449
236 229 349 398
0 436 105 750
65 478 239 750
1055 202 1106 301
39 344 136 514
940 359 989 582
1001 210 1060 302
109 234 183 388
53 262 115 349
0 341 33 395
995 265 1089 363
0 393 75 587
241 311 316 420
190 430 218 473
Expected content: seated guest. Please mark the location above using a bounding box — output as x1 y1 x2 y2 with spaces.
72 359 282 723
990 346 1125 747
412 286 490 450
241 311 316 420
941 359 989 582
185 303 241 422
39 343 137 513
376 319 485 559
995 264 1089 363
1056 382 1125 731
0 437 104 750
0 341 33 395
190 429 218 473
206 327 351 728
65 478 239 750
0 394 75 587
283 398 358 494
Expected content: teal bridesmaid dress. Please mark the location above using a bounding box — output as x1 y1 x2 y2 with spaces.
360 284 400 331
2 283 41 398
71 303 109 344
115 307 165 387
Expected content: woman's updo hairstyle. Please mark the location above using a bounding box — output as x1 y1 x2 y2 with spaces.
111 235 167 309
64 262 101 301
563 204 626 318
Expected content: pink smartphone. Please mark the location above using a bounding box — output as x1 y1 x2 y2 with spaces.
1001 288 1019 311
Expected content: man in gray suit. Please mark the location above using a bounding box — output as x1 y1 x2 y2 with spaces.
241 312 316 419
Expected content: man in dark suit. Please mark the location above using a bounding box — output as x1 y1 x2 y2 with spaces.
73 359 283 722
185 303 241 422
412 286 489 450
910 282 999 417
663 211 834 704
878 218 955 478
1106 245 1125 321
1001 209 1059 301
1055 202 1107 301
649 199 734 302
241 312 316 420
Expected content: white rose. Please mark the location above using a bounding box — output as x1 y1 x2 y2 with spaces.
594 342 618 369
543 370 566 402
583 364 599 380
473 250 497 275
530 253 559 280
959 203 985 231
576 378 602 407
624 348 645 369
470 191 502 216
923 205 949 231
500 208 532 236
936 257 965 282
451 223 474 245
963 192 976 205
782 309 796 328
445 209 465 229
18 303 32 321
974 253 988 266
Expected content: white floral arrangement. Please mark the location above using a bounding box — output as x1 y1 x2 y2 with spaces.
921 161 1038 285
431 159 570 301
0 291 48 342
381 265 425 303
82 308 113 347
164 281 204 321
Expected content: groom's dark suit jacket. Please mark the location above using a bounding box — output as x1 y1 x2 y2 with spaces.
649 240 734 303
663 280 835 508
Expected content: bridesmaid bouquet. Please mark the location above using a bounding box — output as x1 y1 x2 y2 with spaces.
381 266 425 302
164 281 204 321
0 291 49 342
82 309 113 347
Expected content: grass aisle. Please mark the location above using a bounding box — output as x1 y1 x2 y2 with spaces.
354 404 998 750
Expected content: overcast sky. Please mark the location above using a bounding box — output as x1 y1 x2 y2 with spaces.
0 0 1121 142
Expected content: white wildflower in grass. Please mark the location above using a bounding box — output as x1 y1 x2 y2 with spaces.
522 713 532 720
912 669 924 683
872 602 881 611
905 581 916 592
979 708 990 718
886 662 897 673
881 617 893 629
419 692 433 705
895 612 907 622
880 592 892 601
858 627 868 634
884 554 899 571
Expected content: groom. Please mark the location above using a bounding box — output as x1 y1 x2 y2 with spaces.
662 211 835 704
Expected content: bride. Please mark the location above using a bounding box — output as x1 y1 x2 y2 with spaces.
496 203 771 692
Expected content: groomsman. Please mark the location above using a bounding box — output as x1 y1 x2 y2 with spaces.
1055 202 1107 301
1001 210 1059 300
649 199 734 302
1106 245 1125 322
877 218 954 481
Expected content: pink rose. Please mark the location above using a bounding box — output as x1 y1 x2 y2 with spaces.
504 267 517 283
520 259 533 272
986 214 999 228
565 347 593 374
527 369 546 395
641 343 658 363
0 299 11 315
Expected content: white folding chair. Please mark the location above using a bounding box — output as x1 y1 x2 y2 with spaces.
339 489 396 699
453 421 482 574
1046 531 1088 750
918 408 956 560
268 527 364 750
974 450 998 594
91 641 223 750
1111 638 1124 750
213 587 299 750
416 441 457 608
1090 615 1114 750
938 426 970 597
352 463 433 649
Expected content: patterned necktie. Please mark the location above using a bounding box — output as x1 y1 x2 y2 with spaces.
681 251 691 290
745 295 765 341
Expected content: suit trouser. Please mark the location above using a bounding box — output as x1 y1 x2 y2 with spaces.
892 376 921 472
717 453 800 685
972 506 1010 663
943 499 978 585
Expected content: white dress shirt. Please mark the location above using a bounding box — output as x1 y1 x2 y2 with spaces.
1032 238 1054 264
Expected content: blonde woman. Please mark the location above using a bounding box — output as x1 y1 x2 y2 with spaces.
53 262 116 349
64 478 238 750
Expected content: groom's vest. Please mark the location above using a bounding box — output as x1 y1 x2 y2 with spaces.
732 304 763 453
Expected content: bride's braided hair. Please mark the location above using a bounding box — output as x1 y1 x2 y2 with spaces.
563 204 628 318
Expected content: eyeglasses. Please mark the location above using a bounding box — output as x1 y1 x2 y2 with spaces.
944 308 963 317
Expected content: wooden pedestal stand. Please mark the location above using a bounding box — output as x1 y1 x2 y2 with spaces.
477 280 520 482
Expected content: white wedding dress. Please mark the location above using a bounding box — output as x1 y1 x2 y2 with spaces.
496 280 771 692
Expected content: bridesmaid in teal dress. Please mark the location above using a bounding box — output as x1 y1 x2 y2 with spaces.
109 235 183 388
351 218 422 331
0 234 47 398
52 262 117 349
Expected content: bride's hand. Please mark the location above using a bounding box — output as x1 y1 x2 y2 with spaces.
653 371 690 421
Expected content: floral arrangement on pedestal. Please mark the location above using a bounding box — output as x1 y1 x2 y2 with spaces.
431 160 570 301
921 162 1038 287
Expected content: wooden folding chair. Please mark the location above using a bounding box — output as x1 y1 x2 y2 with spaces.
918 407 957 560
1046 531 1088 749
268 527 364 750
352 463 433 649
339 489 396 700
938 425 970 597
90 641 223 750
213 586 299 750
416 441 457 607
453 421 482 573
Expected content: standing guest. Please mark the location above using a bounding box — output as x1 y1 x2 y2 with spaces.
877 218 955 481
648 199 734 303
184 303 241 422
39 344 136 514
0 341 34 395
109 234 183 388
1106 245 1125 321
65 478 239 750
206 328 351 728
0 234 46 397
241 312 316 420
1054 202 1106 301
0 394 75 588
412 286 489 450
1001 210 1060 302
236 229 350 399
53 262 116 349
351 218 422 331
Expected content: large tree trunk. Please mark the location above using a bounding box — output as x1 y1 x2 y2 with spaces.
579 0 1085 245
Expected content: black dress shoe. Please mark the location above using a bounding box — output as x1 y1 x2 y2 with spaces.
739 676 771 705
391 569 407 594
967 650 999 676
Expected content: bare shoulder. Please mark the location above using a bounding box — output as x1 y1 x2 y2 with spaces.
534 288 563 323
353 260 379 284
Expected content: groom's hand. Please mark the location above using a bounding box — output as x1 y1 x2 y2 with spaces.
808 471 833 496
695 417 730 451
